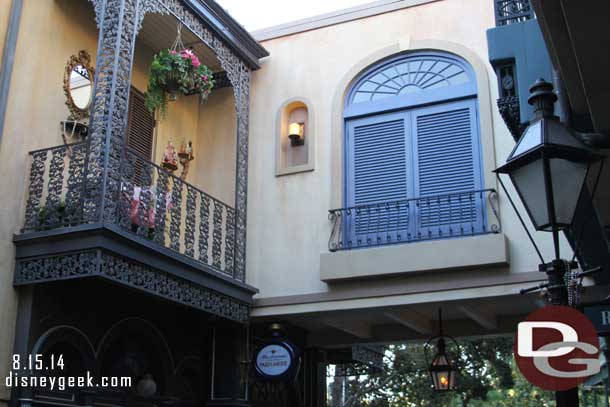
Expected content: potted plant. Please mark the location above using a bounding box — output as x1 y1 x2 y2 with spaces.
144 48 215 117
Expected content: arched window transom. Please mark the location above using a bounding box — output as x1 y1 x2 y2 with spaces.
346 53 476 117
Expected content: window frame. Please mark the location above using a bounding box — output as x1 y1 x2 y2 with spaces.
342 51 486 245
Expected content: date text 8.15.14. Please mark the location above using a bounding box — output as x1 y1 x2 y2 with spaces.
13 354 64 371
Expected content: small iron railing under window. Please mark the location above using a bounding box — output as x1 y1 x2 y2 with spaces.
328 189 500 252
494 0 534 26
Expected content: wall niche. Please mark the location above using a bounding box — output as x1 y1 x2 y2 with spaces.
276 98 314 176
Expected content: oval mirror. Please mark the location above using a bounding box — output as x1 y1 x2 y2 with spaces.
69 64 92 110
64 50 95 121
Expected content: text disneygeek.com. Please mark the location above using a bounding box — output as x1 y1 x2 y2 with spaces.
5 371 132 391
6 354 131 391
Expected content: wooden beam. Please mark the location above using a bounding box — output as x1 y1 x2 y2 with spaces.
383 310 434 335
321 318 372 339
458 305 498 330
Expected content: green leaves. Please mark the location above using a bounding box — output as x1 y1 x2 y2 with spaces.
330 338 557 407
143 48 216 118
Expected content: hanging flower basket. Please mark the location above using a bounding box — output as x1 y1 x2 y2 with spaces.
144 48 215 117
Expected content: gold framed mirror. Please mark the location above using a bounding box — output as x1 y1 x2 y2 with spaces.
63 50 95 120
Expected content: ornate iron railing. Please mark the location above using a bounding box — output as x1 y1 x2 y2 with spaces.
328 189 500 252
494 0 534 26
22 142 237 278
22 142 89 233
118 147 236 277
497 95 524 141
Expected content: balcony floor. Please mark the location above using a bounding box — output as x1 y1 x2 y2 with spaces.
14 223 257 323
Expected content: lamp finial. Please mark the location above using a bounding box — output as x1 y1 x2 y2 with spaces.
528 78 557 119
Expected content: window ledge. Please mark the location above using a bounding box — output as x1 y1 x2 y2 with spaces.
275 163 315 177
320 233 509 282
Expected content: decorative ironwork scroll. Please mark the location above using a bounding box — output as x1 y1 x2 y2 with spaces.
15 250 249 323
497 96 526 141
494 0 534 26
85 0 143 226
23 150 48 232
22 143 90 232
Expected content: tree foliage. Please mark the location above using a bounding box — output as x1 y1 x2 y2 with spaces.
328 337 558 407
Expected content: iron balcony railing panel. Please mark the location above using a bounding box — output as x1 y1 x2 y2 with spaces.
328 189 500 252
118 147 236 278
22 142 89 233
21 142 237 279
494 0 534 26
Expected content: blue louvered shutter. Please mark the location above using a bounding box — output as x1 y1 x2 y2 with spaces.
345 112 413 247
412 99 485 237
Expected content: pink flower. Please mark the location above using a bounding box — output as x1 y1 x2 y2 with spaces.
170 50 177 55
202 75 208 82
179 49 200 67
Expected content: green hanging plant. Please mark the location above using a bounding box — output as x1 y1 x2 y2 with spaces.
144 48 215 117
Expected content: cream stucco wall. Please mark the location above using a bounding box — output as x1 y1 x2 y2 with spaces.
0 0 13 73
192 88 237 205
149 84 237 205
246 0 569 302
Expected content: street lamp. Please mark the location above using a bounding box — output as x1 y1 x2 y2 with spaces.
495 79 600 240
495 78 603 407
494 78 601 303
426 309 458 391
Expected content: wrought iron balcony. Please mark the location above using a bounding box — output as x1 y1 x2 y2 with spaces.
21 141 237 279
494 0 534 26
497 95 525 141
328 189 500 252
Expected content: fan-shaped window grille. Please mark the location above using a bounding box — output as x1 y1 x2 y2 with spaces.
346 53 476 116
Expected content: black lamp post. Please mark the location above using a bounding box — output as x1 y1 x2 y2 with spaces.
494 78 601 303
426 309 458 392
495 78 602 406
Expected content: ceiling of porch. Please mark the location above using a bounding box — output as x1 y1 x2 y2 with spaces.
252 283 610 348
139 12 223 72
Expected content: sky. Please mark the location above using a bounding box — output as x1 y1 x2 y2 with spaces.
215 0 375 31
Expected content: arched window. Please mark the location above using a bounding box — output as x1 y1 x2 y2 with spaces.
343 51 485 246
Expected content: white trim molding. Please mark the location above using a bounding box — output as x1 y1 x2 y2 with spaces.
252 0 441 42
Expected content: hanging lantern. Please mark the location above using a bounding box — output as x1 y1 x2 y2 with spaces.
425 309 459 391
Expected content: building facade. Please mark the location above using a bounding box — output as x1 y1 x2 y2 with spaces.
0 0 607 406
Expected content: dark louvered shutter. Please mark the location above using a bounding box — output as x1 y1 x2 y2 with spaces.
126 87 155 160
346 113 411 246
413 99 484 236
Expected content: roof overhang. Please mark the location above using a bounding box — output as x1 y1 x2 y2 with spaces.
183 0 269 69
531 0 610 135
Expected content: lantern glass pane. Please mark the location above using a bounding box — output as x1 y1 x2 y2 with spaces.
512 121 542 158
431 352 455 390
550 158 588 227
510 159 548 230
432 370 440 389
433 354 449 366
437 371 450 390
